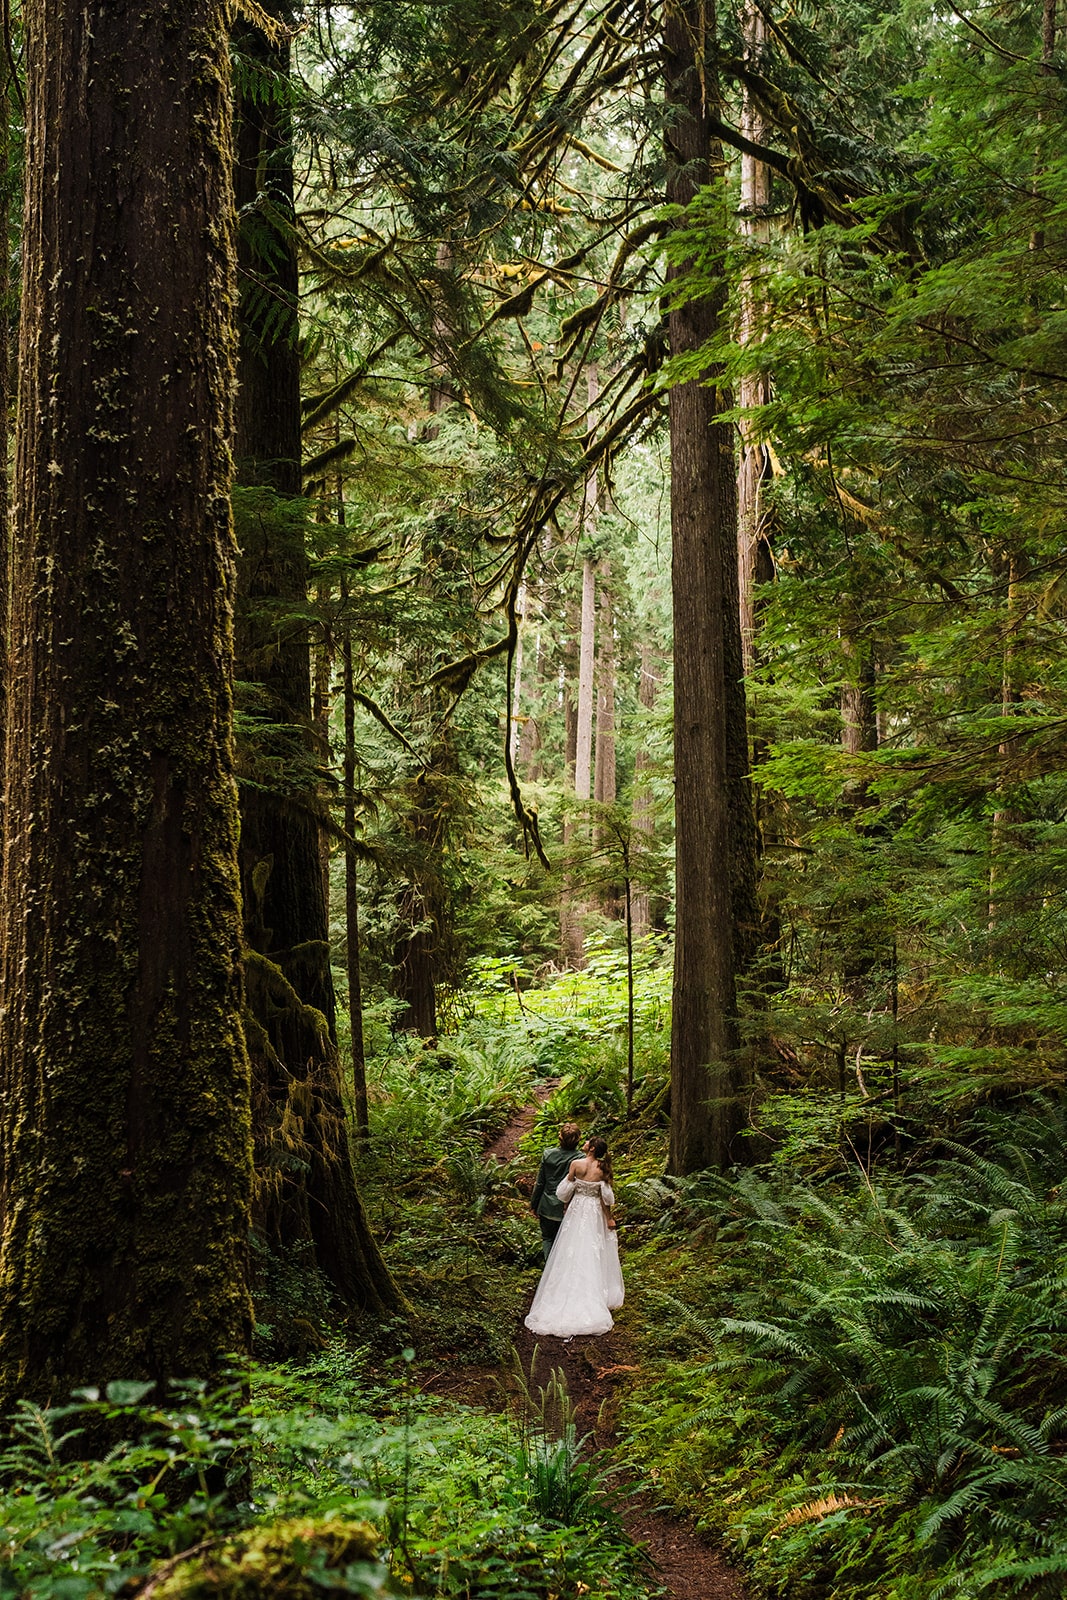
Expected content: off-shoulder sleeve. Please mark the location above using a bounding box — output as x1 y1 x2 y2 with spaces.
556 1176 576 1204
600 1182 615 1208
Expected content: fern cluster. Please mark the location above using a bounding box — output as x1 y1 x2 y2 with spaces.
620 1104 1067 1599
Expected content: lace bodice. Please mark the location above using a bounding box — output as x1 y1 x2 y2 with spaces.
557 1176 616 1206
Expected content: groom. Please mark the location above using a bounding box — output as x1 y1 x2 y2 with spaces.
530 1122 581 1260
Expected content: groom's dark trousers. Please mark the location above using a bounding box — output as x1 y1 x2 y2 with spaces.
530 1143 578 1260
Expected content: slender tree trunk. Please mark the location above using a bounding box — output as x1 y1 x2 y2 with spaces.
840 622 878 787
0 0 251 1401
631 635 661 939
312 562 334 915
593 568 617 811
340 574 369 1137
666 0 759 1175
574 557 596 802
624 858 635 1110
563 600 579 781
394 778 440 1039
233 3 400 1316
737 0 773 675
594 565 618 913
510 581 526 766
989 554 1023 928
560 574 586 968
839 610 880 986
517 577 543 776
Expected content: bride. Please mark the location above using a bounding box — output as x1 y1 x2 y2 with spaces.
524 1137 624 1338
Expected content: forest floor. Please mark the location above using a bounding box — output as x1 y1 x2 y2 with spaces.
425 1094 747 1600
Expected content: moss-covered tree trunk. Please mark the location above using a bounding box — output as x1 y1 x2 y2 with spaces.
233 4 400 1317
0 0 251 1401
666 0 761 1175
0 64 10 917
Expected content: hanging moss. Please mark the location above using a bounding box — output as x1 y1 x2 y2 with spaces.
244 948 407 1324
148 1516 381 1599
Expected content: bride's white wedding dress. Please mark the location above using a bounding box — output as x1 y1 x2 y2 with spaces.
524 1175 625 1337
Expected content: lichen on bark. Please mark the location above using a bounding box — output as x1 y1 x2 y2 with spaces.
0 0 252 1403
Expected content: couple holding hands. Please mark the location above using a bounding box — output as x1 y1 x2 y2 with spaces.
524 1122 625 1339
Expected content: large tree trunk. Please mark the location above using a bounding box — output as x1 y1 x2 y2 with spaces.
233 4 400 1317
666 0 760 1175
0 67 9 887
0 0 251 1401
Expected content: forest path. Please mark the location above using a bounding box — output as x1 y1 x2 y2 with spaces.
432 1093 747 1600
483 1076 558 1163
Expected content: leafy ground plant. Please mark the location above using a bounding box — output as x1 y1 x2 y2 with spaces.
1 1350 654 1600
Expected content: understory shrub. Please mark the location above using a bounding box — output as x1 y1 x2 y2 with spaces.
2 1350 652 1600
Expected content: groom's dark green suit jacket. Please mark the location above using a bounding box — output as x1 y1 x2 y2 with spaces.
531 1145 578 1223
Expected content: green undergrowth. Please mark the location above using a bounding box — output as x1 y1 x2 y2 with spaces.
465 941 671 1131
346 969 1067 1599
353 955 673 1365
352 1022 543 1364
612 1100 1067 1600
1 1349 654 1600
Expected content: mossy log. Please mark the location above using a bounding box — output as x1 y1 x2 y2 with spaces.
144 1517 381 1599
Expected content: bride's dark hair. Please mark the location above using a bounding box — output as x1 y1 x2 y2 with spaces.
591 1137 613 1182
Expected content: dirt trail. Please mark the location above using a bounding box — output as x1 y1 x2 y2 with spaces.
512 1320 745 1600
483 1077 557 1165
428 1096 748 1600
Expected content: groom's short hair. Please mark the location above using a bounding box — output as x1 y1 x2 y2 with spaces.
559 1123 581 1150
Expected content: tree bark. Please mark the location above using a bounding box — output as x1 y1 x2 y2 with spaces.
989 553 1024 928
737 0 774 676
393 770 441 1039
574 557 596 803
0 0 251 1401
0 65 9 890
560 574 585 968
233 3 400 1316
510 581 526 766
594 564 618 914
516 576 543 777
630 636 661 939
666 0 760 1175
593 567 617 812
339 503 369 1135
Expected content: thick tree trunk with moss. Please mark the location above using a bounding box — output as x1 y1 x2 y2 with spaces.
666 1 761 1175
0 0 251 1402
234 6 400 1317
0 67 10 916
